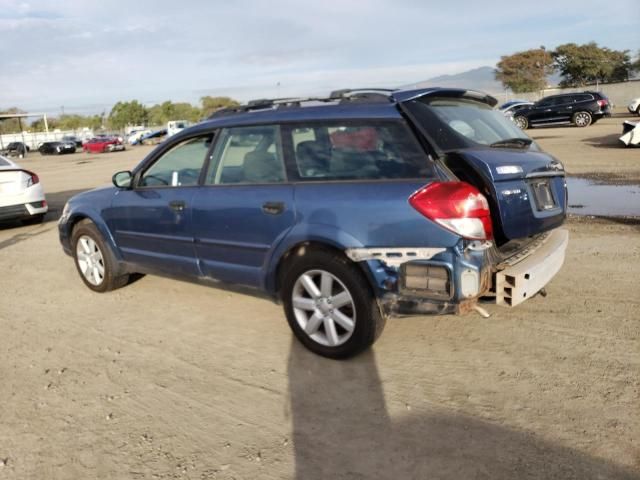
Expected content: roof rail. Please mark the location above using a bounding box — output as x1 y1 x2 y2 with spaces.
208 88 395 119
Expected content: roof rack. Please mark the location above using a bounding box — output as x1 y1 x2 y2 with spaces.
209 88 395 119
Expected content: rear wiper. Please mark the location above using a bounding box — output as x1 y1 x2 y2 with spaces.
490 138 533 148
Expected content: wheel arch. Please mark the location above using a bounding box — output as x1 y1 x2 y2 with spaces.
264 229 379 300
66 211 124 264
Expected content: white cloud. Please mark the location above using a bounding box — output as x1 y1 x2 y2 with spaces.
0 0 638 113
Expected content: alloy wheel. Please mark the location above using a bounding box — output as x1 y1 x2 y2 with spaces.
574 112 591 127
291 269 356 347
76 235 105 286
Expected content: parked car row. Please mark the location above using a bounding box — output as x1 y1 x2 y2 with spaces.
0 136 126 157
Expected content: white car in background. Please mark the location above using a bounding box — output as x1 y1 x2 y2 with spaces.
0 155 48 224
628 97 640 115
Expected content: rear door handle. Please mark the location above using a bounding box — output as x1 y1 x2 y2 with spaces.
262 201 285 215
169 200 186 212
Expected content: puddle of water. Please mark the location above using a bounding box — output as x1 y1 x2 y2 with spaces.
566 177 640 217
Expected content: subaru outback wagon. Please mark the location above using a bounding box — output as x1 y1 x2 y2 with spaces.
59 88 568 358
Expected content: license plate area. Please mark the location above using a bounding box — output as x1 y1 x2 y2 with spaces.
530 179 557 211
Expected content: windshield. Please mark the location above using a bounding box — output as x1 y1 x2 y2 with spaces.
405 96 532 152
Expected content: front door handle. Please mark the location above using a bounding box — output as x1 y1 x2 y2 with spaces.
169 200 186 212
262 201 285 215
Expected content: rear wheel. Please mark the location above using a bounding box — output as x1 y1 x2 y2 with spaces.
281 248 386 359
71 220 128 293
513 115 528 130
573 111 592 127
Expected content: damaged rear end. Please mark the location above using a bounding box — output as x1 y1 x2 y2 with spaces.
371 88 569 315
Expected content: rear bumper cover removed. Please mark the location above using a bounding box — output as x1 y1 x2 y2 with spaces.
495 228 569 307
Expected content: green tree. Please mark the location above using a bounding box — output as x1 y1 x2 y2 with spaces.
200 96 240 118
495 48 553 93
108 100 149 130
30 114 103 132
148 101 202 126
552 42 632 87
631 50 640 73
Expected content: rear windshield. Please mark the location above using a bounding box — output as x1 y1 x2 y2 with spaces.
285 120 433 181
406 97 531 152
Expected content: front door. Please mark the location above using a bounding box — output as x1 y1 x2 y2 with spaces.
107 134 214 277
192 125 295 288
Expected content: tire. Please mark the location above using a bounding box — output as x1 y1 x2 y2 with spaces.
573 111 592 128
513 115 528 130
280 248 386 359
71 220 129 293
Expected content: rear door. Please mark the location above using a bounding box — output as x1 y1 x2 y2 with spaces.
192 125 295 288
107 134 214 276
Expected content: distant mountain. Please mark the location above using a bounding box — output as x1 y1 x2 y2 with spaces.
405 66 562 94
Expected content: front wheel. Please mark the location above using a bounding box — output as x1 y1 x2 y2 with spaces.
513 115 528 130
281 249 386 359
71 220 129 293
573 111 592 127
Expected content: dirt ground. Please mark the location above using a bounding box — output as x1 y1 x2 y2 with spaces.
0 117 639 479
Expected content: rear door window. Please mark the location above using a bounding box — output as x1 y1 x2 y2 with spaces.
206 125 286 185
285 121 432 181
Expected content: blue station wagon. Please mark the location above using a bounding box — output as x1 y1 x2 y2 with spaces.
59 88 569 358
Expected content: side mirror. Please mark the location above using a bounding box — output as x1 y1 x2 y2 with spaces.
112 170 133 189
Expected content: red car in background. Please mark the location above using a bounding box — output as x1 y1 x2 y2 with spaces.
83 137 125 154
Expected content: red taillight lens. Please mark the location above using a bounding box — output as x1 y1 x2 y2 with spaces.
24 170 39 187
409 182 493 240
597 99 608 108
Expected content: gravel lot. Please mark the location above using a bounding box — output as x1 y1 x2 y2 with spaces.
1 115 639 479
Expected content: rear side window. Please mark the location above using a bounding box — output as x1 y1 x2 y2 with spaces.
573 94 593 102
286 121 432 181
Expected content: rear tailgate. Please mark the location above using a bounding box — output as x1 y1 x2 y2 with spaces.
394 88 567 241
453 148 567 240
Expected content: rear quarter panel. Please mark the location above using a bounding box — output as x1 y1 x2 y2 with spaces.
263 181 461 293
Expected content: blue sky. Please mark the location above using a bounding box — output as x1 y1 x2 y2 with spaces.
0 0 638 115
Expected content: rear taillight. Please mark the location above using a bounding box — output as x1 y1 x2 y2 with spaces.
24 170 39 187
409 182 493 240
597 99 608 108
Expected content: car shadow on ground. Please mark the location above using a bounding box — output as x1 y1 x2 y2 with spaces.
583 133 626 149
287 340 639 480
